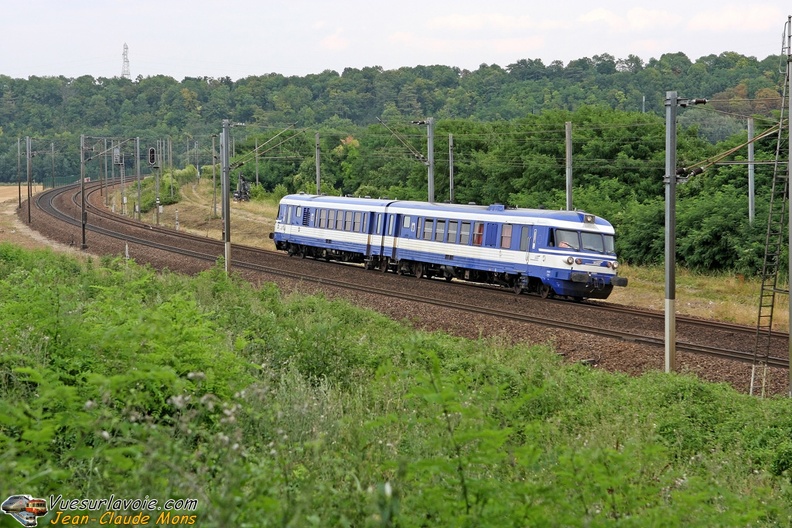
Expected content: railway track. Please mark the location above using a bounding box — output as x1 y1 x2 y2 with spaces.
33 181 790 372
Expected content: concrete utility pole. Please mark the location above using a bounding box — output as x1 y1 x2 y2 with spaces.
565 122 573 210
748 118 755 225
664 91 706 373
411 118 435 202
221 120 231 274
427 117 434 202
155 140 161 225
448 133 454 203
315 133 321 194
51 142 55 190
80 134 88 249
136 137 141 221
26 136 32 223
664 91 679 373
17 138 21 208
102 138 107 203
212 134 217 217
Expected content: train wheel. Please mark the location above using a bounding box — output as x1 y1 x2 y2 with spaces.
539 284 553 299
444 273 453 282
380 258 389 273
414 262 424 279
513 283 522 295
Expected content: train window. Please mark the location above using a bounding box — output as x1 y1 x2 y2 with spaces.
472 222 484 246
460 222 471 245
327 210 335 229
519 226 530 251
555 229 579 250
345 211 353 231
388 216 394 236
402 215 411 229
318 209 326 228
423 219 434 240
353 211 362 232
447 221 458 243
296 206 302 218
336 210 344 230
435 220 446 242
581 232 604 252
501 224 513 248
286 206 292 224
604 234 615 254
376 214 383 234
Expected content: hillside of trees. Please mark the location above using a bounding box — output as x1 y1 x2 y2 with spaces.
0 50 788 274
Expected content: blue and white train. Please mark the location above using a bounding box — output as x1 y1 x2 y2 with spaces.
270 194 628 300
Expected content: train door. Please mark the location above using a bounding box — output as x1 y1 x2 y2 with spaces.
390 213 401 260
379 212 390 257
520 225 532 263
365 212 378 257
283 204 293 237
484 222 498 247
375 212 385 256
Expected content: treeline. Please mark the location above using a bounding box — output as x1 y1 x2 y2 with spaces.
0 50 787 273
246 105 778 274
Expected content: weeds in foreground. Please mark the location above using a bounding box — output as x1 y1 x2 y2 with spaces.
0 244 791 526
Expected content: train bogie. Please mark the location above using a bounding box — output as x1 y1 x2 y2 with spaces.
271 194 627 301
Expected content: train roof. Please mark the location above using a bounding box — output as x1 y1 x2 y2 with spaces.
280 194 613 229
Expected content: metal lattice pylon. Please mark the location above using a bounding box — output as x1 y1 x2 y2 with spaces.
750 18 792 396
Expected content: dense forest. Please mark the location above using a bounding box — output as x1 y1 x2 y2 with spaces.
0 50 788 273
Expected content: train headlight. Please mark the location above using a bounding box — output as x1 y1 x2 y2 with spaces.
612 261 619 270
566 256 574 265
575 258 582 265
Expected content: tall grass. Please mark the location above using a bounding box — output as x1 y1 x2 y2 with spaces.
2 243 792 526
609 263 789 330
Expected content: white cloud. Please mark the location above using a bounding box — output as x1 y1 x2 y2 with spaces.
426 13 538 32
687 5 784 32
389 31 544 55
577 7 682 33
320 29 350 51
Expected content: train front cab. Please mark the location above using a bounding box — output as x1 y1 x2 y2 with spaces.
531 222 627 300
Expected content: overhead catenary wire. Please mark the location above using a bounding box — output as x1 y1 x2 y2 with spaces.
679 121 784 177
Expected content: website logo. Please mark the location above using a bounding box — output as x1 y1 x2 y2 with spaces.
1 495 48 527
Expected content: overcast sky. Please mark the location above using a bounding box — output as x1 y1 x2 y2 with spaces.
2 1 789 81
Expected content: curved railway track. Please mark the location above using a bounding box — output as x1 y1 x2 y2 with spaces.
29 181 790 374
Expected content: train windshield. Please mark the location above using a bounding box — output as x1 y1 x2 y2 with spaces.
554 229 615 254
580 231 616 254
581 232 604 252
555 229 579 249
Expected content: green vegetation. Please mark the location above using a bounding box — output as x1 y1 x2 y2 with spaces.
2 51 788 276
2 243 792 526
